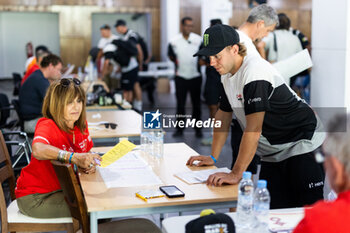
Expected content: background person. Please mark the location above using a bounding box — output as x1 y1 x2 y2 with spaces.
115 19 143 111
19 54 63 134
234 3 279 174
258 13 302 65
21 45 50 85
200 18 222 146
96 24 120 91
15 78 101 218
168 16 203 138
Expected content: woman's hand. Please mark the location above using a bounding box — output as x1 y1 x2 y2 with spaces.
186 155 215 166
72 152 101 170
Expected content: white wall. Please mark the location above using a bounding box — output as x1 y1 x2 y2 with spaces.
0 12 60 79
311 0 350 110
201 0 232 35
160 0 180 61
91 13 151 51
0 14 4 78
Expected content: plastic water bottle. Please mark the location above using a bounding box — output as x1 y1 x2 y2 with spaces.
236 171 254 229
253 180 270 231
152 130 164 159
140 129 152 155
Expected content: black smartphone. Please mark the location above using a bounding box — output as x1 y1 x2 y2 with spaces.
159 185 185 198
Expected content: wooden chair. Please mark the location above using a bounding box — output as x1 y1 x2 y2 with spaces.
51 161 162 233
0 130 76 233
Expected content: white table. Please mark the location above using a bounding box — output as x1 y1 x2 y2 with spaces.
162 208 305 233
80 143 238 233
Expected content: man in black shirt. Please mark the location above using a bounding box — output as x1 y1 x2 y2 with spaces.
19 54 63 133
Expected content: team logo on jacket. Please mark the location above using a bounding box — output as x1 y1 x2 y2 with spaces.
236 94 243 101
204 34 209 46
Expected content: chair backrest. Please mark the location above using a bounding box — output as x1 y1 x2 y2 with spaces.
11 99 24 131
0 131 17 231
12 73 22 96
0 93 11 127
51 161 90 233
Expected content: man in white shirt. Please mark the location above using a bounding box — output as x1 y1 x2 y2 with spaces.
238 4 279 57
168 17 203 137
97 24 120 91
115 19 143 111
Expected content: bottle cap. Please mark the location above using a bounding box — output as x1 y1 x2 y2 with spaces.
257 180 267 188
242 171 252 179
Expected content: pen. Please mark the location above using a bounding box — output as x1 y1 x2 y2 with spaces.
136 193 148 202
94 158 101 166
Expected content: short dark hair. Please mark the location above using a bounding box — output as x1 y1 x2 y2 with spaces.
35 45 49 60
210 19 222 27
254 0 267 4
100 24 111 30
40 54 62 68
181 17 193 25
276 13 291 30
115 19 126 27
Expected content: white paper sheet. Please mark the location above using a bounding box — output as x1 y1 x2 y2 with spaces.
268 209 304 232
175 167 231 184
98 152 162 188
273 49 312 83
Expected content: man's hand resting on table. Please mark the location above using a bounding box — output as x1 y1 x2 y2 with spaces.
206 172 241 186
186 155 215 166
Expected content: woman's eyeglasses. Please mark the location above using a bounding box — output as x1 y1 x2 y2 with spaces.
60 78 81 87
102 123 118 130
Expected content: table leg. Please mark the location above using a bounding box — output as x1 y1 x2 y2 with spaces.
90 212 98 233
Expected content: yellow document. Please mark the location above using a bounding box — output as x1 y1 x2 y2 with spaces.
101 140 136 167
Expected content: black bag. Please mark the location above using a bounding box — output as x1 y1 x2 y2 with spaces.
137 34 149 61
114 49 131 67
112 39 138 57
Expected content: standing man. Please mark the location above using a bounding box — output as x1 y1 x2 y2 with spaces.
188 25 325 209
115 19 142 111
200 19 222 146
238 4 278 57
232 4 279 173
168 17 203 137
19 54 63 133
97 24 120 91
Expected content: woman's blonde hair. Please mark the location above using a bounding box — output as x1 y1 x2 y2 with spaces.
42 79 86 133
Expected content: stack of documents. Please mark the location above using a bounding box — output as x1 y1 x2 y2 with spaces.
175 167 231 184
98 151 163 188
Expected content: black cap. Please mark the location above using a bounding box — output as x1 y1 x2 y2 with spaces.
193 24 240 57
100 24 111 30
185 213 235 233
210 18 222 26
114 19 126 27
35 45 49 53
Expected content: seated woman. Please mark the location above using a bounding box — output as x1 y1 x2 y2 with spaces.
15 78 101 218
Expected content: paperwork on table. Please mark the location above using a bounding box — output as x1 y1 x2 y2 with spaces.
98 151 162 188
175 167 231 184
